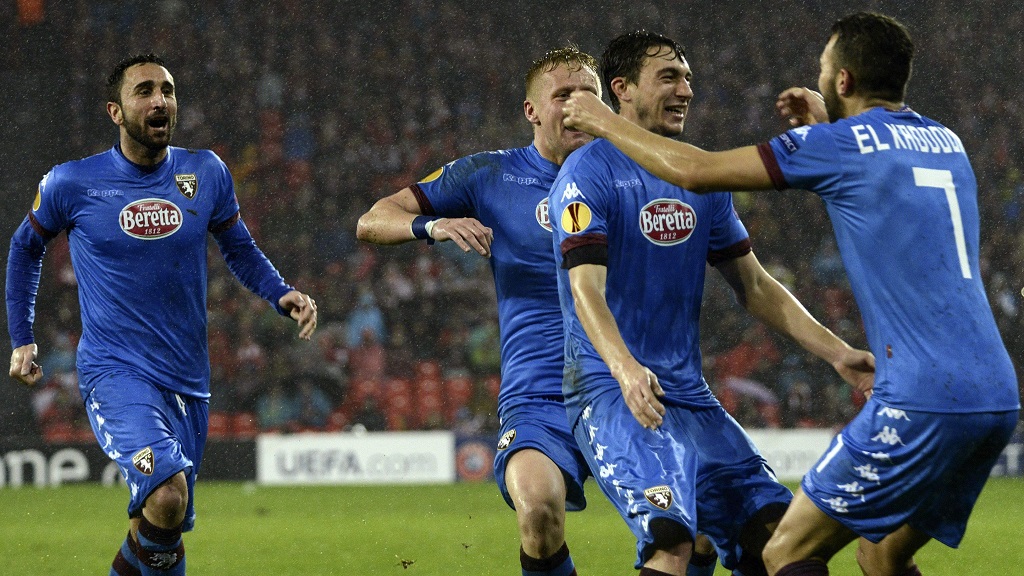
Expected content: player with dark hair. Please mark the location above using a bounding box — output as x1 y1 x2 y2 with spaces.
560 12 1019 576
549 31 875 576
7 53 317 576
357 46 599 576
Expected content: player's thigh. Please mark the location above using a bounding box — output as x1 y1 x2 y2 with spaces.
494 401 589 512
765 487 858 564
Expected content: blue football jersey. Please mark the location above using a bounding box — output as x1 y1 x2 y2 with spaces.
29 146 241 399
412 144 565 415
760 107 1019 413
550 139 751 423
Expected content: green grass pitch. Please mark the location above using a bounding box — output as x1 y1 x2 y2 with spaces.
2 478 1022 574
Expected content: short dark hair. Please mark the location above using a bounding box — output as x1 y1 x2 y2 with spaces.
106 53 166 104
524 45 599 99
830 12 914 102
601 31 685 112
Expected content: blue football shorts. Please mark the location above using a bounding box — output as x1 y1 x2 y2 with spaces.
83 373 209 532
494 398 591 512
574 388 792 569
802 396 1018 546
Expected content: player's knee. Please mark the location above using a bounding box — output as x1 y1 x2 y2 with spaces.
517 494 564 535
143 477 188 526
649 517 693 553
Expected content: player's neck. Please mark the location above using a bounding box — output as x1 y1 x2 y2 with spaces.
120 134 169 167
845 95 905 118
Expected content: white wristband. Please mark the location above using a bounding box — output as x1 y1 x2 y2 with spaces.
425 219 438 238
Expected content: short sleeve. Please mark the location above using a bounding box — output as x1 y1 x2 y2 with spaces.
760 123 844 198
549 150 610 257
412 153 494 218
707 193 749 253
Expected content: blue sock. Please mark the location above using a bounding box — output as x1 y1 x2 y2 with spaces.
521 543 577 576
110 531 142 576
135 516 186 575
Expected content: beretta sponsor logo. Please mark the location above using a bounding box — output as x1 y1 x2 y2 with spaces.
535 197 552 232
119 198 183 240
639 198 696 246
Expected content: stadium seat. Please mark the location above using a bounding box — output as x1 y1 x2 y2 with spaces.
231 412 260 439
207 411 232 439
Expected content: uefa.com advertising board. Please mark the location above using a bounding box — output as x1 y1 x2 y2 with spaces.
1 428 1022 488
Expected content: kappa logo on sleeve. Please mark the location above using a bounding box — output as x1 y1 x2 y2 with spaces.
132 447 155 476
560 202 592 234
560 181 586 202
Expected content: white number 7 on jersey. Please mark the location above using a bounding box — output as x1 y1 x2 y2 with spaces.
912 167 972 279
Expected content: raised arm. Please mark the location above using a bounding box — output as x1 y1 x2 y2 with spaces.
355 187 494 257
568 263 666 429
715 251 875 396
562 90 774 193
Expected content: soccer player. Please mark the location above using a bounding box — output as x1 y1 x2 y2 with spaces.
6 54 318 576
548 31 875 576
356 46 598 576
560 13 1020 576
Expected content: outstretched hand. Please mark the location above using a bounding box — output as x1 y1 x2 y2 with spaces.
563 90 615 137
279 290 318 340
833 347 876 399
9 343 43 387
428 217 494 257
776 87 829 127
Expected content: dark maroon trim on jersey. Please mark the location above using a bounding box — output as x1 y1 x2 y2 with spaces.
560 233 608 269
563 244 608 269
707 237 752 267
560 232 607 254
756 142 788 190
27 212 56 240
410 184 437 216
209 210 240 233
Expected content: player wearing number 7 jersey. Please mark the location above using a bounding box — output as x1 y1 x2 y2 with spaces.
560 12 1019 576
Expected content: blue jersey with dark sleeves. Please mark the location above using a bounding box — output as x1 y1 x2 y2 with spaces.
411 144 565 414
22 145 284 399
760 107 1019 413
550 139 750 422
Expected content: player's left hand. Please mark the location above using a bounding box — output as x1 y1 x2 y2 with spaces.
563 90 615 137
279 290 318 340
833 346 875 399
776 87 828 127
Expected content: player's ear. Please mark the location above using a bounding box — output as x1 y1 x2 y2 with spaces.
106 101 123 126
837 68 855 97
524 99 540 126
610 77 630 106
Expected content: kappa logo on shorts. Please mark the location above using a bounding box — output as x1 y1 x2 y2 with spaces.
174 174 198 199
497 429 516 450
644 485 673 510
132 447 155 476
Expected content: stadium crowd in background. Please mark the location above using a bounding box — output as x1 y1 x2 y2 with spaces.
1 1 1021 442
